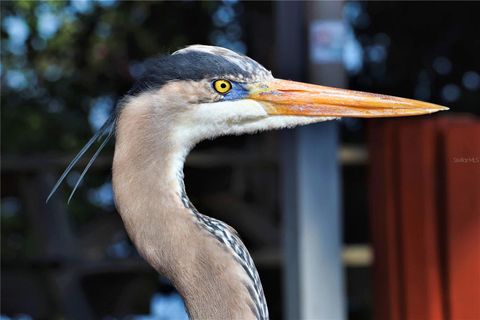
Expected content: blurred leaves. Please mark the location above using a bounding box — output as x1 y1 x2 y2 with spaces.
1 0 242 154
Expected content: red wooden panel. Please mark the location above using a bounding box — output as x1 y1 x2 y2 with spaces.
397 120 443 319
442 123 480 320
368 120 403 320
369 116 480 320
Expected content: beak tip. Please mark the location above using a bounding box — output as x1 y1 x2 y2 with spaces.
431 105 450 113
420 103 449 115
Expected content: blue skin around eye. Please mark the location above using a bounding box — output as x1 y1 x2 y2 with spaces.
220 82 249 101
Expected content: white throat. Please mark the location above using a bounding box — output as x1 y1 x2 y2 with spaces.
174 98 336 146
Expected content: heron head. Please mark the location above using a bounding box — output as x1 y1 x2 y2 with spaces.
47 45 448 202
123 44 447 145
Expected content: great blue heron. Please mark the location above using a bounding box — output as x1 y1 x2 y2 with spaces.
47 45 447 319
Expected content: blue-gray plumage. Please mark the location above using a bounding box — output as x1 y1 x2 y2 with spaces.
128 47 270 96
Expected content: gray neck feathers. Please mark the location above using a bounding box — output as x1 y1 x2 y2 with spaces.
112 101 268 319
178 178 269 320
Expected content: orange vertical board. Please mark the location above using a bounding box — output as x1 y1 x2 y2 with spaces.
368 120 403 320
397 120 444 319
442 123 480 320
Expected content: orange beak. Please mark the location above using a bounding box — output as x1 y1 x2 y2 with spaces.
248 79 448 118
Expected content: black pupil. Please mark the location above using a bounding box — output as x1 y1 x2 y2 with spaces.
220 83 227 89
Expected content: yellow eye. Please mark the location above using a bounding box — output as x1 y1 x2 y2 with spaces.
213 79 232 94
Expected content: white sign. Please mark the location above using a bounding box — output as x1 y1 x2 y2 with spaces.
310 20 346 64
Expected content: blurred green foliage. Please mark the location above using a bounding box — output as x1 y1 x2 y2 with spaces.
1 0 244 154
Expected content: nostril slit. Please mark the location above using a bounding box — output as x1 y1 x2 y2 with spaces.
278 89 306 93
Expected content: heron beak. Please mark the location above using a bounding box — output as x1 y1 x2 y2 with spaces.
248 79 448 118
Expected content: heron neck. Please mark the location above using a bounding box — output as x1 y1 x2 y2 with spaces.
112 102 263 320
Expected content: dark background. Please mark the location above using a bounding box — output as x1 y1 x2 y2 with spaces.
2 1 479 319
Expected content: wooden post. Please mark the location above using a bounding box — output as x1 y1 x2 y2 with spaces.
276 1 346 319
